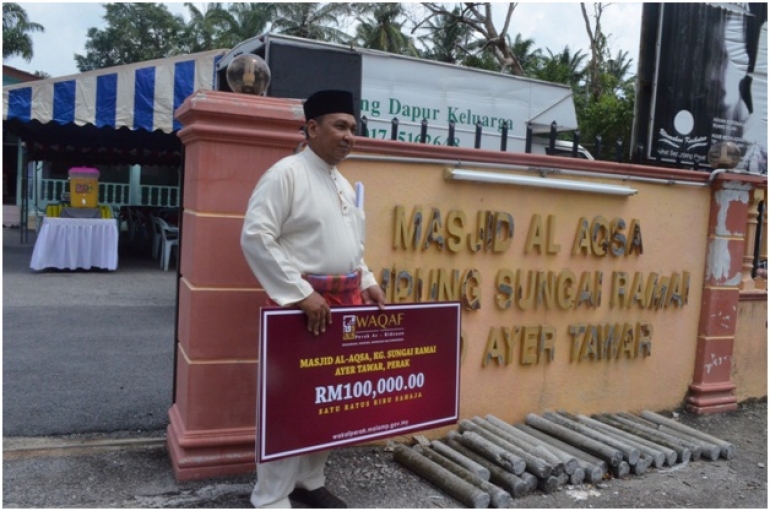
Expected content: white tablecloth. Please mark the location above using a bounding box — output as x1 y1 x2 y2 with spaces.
30 218 119 271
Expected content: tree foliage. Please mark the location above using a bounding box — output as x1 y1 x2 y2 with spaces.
177 2 276 51
68 1 637 160
210 3 277 48
573 2 636 160
272 3 353 43
355 4 418 56
575 79 635 160
181 3 230 52
421 2 525 74
417 6 473 64
75 3 186 71
510 33 542 75
531 46 587 88
3 3 44 62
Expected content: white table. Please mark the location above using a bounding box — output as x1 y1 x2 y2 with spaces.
30 218 119 271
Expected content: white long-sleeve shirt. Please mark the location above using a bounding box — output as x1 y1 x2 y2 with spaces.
241 147 377 306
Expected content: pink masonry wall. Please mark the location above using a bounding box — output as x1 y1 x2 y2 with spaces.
167 92 767 481
685 177 766 413
168 93 304 480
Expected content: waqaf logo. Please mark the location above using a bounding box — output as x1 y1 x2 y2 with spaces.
342 315 356 340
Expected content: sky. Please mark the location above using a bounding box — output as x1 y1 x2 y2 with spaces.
4 1 643 80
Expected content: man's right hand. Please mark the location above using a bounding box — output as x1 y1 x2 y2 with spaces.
297 292 331 336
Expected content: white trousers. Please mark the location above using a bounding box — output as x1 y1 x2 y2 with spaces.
250 451 330 508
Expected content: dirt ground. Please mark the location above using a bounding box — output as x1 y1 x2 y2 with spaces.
2 400 766 508
320 399 768 509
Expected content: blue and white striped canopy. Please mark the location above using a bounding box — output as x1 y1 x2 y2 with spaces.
3 49 226 134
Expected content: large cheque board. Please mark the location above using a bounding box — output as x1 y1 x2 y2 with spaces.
258 302 461 462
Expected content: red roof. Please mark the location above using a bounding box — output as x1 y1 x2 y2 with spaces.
3 65 43 84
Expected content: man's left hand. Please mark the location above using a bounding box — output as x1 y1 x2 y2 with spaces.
362 285 386 309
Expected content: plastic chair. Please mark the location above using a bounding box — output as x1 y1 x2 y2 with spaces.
150 215 162 260
157 217 179 271
128 208 151 246
126 207 140 241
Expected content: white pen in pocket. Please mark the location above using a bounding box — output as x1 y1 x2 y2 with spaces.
355 181 365 209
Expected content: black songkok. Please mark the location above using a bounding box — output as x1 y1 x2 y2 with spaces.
303 90 355 121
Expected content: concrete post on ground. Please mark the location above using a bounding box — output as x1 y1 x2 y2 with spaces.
685 174 766 414
167 91 305 480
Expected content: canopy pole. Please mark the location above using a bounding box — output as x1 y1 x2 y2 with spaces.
129 165 142 206
18 139 29 244
172 148 185 405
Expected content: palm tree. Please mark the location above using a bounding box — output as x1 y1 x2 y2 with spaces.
606 49 634 84
355 4 417 56
418 6 474 64
212 3 277 48
273 3 352 43
467 32 543 75
3 3 44 61
182 3 230 52
460 50 502 72
510 33 541 76
421 2 525 75
532 46 587 88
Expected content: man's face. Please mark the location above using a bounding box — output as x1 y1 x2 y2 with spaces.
306 113 357 165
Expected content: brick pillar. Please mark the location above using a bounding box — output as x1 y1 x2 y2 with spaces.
685 175 760 414
167 92 304 480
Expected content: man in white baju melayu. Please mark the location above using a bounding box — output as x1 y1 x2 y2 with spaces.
241 89 386 508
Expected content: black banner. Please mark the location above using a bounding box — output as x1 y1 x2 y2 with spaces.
647 3 766 172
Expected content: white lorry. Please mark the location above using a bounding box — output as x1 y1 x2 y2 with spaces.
216 34 593 158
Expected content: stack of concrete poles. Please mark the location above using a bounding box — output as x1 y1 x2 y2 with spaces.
392 410 735 508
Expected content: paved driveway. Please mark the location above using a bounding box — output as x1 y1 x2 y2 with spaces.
3 227 177 436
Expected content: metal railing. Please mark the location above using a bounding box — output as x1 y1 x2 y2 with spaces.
361 117 617 161
140 185 179 208
37 179 179 209
99 182 131 206
360 116 766 173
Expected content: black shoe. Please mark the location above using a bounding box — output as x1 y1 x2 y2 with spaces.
289 487 347 508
